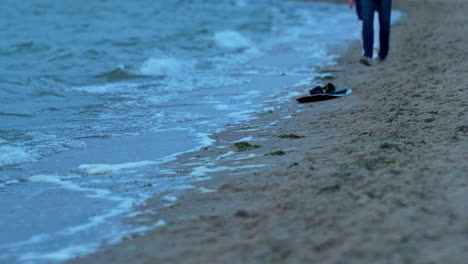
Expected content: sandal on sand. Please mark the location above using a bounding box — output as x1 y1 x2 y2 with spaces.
297 83 352 103
323 83 336 93
309 85 324 95
309 83 335 95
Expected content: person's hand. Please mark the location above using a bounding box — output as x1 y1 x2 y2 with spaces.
348 0 356 9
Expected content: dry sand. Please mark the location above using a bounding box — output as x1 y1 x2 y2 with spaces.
69 0 468 263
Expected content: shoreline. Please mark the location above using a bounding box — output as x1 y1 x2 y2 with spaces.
69 0 468 263
3 2 365 262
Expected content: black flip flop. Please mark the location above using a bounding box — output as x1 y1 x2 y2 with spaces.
297 83 352 103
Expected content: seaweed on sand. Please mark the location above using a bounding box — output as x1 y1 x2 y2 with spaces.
233 141 262 151
265 150 286 156
276 133 303 139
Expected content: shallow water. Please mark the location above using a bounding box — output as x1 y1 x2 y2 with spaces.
0 0 401 262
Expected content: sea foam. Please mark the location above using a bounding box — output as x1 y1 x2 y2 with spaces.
139 57 187 76
73 83 139 94
79 160 158 175
214 30 253 50
20 244 97 262
0 145 38 167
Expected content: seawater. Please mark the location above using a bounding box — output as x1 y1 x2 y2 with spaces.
0 0 401 262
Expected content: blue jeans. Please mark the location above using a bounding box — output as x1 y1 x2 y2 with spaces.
361 0 392 60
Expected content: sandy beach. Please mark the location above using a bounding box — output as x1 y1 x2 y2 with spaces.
69 0 467 263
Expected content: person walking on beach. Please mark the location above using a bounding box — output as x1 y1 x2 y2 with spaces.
348 0 392 65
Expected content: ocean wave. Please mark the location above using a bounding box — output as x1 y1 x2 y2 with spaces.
94 65 146 81
139 57 189 77
0 41 51 56
213 30 253 50
0 145 39 167
79 161 158 175
0 112 34 118
72 83 134 94
0 131 86 168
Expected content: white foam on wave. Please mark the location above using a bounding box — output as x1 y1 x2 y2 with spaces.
0 145 39 167
29 175 62 184
17 218 165 263
227 110 256 120
237 136 253 142
28 174 137 239
214 104 229 110
216 151 236 160
27 174 138 239
214 30 253 50
189 164 267 178
145 74 246 103
123 219 166 236
79 160 158 175
139 57 188 76
294 78 312 87
29 175 111 197
266 90 303 104
196 132 215 147
198 187 217 193
17 180 163 264
17 217 166 263
64 198 134 235
20 244 98 263
150 111 204 126
0 233 50 250
230 153 258 161
190 166 213 177
162 195 177 202
73 82 139 94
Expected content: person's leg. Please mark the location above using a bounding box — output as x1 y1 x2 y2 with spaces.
361 0 376 59
377 0 392 60
356 0 363 20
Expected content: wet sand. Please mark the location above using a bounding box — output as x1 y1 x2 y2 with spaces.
69 0 468 263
